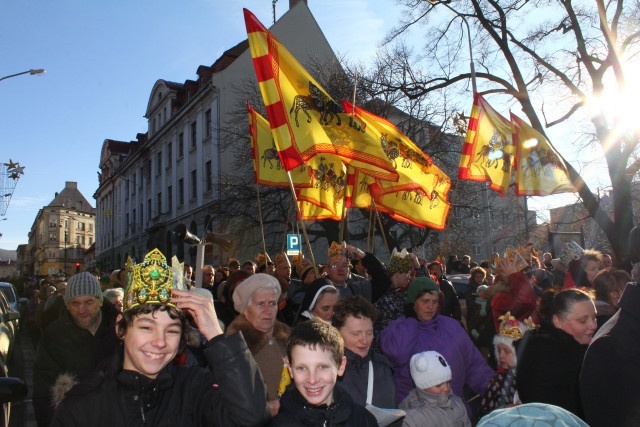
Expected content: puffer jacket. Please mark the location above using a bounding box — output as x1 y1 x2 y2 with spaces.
50 332 269 426
400 388 471 427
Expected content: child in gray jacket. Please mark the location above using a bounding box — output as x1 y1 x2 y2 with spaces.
399 351 471 427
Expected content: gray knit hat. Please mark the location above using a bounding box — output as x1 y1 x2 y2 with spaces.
64 271 103 304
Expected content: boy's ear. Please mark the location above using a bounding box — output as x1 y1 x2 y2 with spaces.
337 356 347 377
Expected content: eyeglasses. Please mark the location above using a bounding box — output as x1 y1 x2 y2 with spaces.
330 263 349 269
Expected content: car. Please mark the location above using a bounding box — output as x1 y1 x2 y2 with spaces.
0 284 18 314
0 293 18 364
0 376 27 427
446 273 471 298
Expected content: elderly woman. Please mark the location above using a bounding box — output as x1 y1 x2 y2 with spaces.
294 278 339 324
226 273 290 417
103 288 124 313
381 277 493 418
333 295 397 410
593 268 630 328
516 288 596 420
564 249 603 289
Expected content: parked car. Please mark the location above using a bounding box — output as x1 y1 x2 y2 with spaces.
0 293 18 365
0 284 18 314
446 273 471 298
0 375 27 427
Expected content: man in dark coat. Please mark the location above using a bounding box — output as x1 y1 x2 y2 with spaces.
33 272 119 427
580 228 640 427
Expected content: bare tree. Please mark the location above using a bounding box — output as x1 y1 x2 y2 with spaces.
368 0 640 262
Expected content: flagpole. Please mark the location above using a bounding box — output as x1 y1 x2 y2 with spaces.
285 170 319 277
372 202 391 259
255 185 269 260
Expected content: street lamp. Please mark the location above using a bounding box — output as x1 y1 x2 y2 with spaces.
0 68 46 83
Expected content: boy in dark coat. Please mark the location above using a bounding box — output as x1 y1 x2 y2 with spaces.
272 320 377 426
51 248 269 426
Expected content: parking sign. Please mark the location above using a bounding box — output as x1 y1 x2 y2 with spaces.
287 234 302 255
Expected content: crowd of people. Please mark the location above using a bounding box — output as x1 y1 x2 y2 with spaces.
18 231 640 426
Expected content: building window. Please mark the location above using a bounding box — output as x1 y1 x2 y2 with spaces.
132 173 137 195
163 107 167 124
64 218 69 228
205 160 212 192
156 152 162 175
167 142 172 167
190 170 197 199
126 213 130 234
88 224 93 232
153 117 156 133
76 222 85 231
167 185 172 210
205 109 211 137
49 232 57 242
89 237 93 245
178 179 184 206
190 121 197 149
147 199 152 221
178 133 184 159
157 192 162 216
472 242 481 256
132 209 136 231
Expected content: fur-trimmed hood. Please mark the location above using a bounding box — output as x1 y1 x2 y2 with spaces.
225 314 290 355
51 373 78 408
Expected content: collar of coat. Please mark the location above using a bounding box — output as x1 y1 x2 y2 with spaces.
226 314 290 355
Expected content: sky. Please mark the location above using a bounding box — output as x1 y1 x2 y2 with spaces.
0 0 614 253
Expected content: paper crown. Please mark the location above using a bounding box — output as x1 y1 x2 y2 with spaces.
124 248 185 312
504 247 531 272
497 311 536 340
255 252 272 267
274 253 290 268
387 248 411 275
328 241 347 262
559 241 584 267
292 254 314 278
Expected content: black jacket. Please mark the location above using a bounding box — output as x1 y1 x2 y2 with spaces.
516 323 587 420
51 332 270 426
581 282 640 427
338 348 396 409
33 302 119 427
271 385 377 427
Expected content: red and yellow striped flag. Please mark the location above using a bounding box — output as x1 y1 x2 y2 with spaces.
243 9 399 182
249 105 309 187
458 93 514 196
511 113 576 196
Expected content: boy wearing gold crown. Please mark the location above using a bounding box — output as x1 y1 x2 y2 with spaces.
479 312 535 417
51 248 269 426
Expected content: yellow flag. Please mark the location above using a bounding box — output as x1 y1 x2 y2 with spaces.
249 105 308 187
458 93 514 195
511 113 576 196
243 9 399 182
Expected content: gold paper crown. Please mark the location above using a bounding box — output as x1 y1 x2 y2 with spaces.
255 252 272 267
328 241 346 262
497 311 536 340
274 253 290 268
124 248 178 312
292 254 314 278
387 248 411 275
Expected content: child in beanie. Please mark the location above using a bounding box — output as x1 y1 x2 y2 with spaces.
399 351 470 427
479 312 535 416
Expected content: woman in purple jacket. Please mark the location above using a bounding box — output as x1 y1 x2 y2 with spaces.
380 277 493 418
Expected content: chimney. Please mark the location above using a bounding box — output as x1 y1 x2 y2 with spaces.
54 192 59 198
66 181 78 189
290 0 307 9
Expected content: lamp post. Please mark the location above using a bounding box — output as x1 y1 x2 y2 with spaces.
0 68 46 83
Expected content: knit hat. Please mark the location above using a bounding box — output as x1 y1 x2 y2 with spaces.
410 351 452 390
407 277 440 303
64 271 103 304
233 273 281 313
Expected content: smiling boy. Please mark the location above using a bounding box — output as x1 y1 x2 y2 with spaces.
272 320 377 426
50 248 269 426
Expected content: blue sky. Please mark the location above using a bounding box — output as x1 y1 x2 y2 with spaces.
0 0 611 253
0 0 399 251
